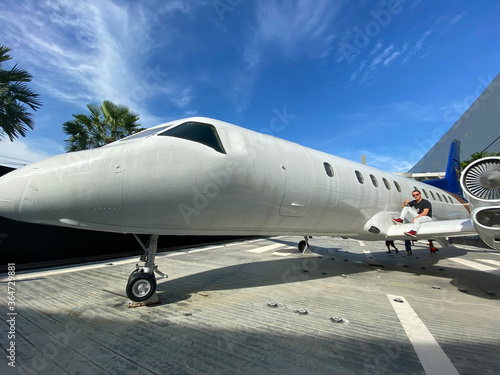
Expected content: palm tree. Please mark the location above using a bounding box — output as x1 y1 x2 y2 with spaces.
63 100 143 152
0 45 42 141
461 151 500 170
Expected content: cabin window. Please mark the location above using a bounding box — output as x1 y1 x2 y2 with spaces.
383 178 391 190
370 174 379 187
394 181 401 192
355 170 364 184
448 195 453 203
159 121 226 154
324 162 334 177
422 189 429 199
430 191 436 200
436 193 443 202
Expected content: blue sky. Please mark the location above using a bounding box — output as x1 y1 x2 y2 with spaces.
1 0 499 172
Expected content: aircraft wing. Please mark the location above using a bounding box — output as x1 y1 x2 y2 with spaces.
386 218 476 241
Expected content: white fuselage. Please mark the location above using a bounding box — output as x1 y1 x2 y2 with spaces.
0 117 471 241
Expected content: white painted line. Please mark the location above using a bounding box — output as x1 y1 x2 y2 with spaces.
453 244 478 251
387 294 459 375
0 241 236 281
0 261 130 281
476 259 500 267
362 249 378 263
450 258 500 276
358 240 366 247
247 243 285 253
271 248 297 256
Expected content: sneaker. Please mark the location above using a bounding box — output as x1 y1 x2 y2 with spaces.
404 230 417 238
392 218 403 224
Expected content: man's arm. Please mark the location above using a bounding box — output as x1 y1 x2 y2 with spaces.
412 201 431 222
414 208 430 220
401 198 410 208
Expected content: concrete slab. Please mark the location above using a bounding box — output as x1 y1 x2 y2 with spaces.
1 237 499 374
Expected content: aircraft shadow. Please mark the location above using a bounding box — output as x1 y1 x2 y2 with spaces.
156 239 500 304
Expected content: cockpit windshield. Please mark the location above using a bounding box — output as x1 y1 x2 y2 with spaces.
119 125 174 142
158 121 226 154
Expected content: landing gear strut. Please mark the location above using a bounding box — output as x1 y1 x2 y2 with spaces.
298 236 311 253
126 234 168 302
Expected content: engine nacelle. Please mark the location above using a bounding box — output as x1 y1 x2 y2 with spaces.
461 157 500 250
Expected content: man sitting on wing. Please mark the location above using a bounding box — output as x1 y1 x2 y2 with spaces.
392 189 432 238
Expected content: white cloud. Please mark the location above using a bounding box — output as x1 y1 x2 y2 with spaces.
360 150 414 173
349 61 366 82
436 11 467 35
0 0 202 162
349 41 411 84
450 12 466 25
370 45 394 68
254 0 340 59
414 29 432 52
220 0 342 113
370 41 383 56
353 44 398 84
383 51 401 67
379 101 441 122
0 138 56 167
0 0 195 117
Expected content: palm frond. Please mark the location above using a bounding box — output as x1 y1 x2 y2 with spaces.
0 45 41 140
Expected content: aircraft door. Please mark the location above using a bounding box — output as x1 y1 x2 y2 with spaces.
278 141 315 217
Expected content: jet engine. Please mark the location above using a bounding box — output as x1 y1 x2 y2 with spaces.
460 156 500 250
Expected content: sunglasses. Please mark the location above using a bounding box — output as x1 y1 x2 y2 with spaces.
412 193 420 197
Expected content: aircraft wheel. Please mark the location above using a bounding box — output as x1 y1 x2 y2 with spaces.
126 272 157 302
298 240 308 253
128 269 139 282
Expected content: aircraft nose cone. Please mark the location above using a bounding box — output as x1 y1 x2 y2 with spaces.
0 169 30 221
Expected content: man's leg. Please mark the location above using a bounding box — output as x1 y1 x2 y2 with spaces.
400 206 418 221
412 216 433 232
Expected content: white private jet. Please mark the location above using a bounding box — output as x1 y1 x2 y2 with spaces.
0 117 499 302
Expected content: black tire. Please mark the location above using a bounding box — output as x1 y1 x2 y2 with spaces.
298 240 308 253
126 272 157 302
127 269 139 282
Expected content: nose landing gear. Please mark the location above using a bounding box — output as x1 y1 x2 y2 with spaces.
126 234 168 302
126 272 157 301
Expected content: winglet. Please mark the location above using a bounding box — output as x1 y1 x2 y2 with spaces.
422 140 463 197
